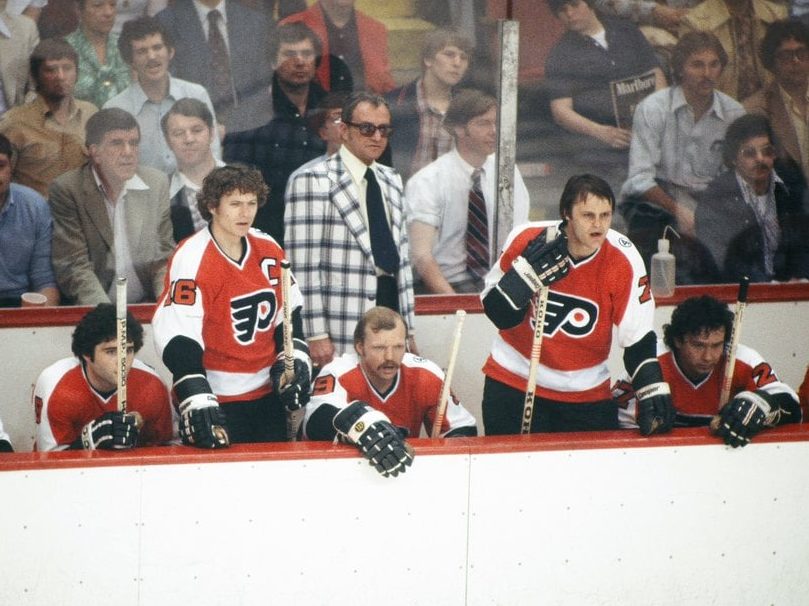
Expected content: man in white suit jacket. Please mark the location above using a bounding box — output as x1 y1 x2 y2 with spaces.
285 92 416 368
0 7 38 114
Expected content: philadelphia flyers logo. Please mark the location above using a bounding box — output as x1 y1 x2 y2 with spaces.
537 291 599 338
231 289 278 344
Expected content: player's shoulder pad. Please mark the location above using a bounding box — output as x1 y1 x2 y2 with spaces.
400 352 443 380
130 358 164 379
321 352 362 377
35 357 81 393
169 228 213 274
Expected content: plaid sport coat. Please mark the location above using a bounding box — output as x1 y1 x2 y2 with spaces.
284 153 416 354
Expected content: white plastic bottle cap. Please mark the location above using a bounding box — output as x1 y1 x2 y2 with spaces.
657 238 670 253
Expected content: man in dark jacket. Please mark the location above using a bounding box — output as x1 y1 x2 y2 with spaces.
696 113 809 282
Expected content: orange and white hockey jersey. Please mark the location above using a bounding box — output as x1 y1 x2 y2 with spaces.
482 221 654 403
303 352 477 438
152 227 303 402
613 342 801 428
34 357 174 451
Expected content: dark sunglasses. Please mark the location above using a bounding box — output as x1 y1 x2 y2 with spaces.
344 121 394 138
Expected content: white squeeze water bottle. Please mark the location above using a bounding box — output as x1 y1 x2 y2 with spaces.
650 236 675 298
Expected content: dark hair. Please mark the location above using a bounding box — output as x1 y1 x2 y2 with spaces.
443 88 497 134
197 165 268 222
548 0 596 16
0 134 12 160
270 22 322 64
160 97 214 139
353 306 408 347
30 38 78 87
118 16 173 65
663 295 733 350
85 108 140 146
421 27 474 68
671 31 728 84
558 174 615 218
71 303 144 359
759 18 809 72
306 90 351 133
341 91 389 124
722 114 773 168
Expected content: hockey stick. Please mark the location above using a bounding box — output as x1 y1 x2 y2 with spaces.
522 285 550 434
281 260 295 385
116 277 128 413
710 276 750 433
281 260 301 441
431 310 466 438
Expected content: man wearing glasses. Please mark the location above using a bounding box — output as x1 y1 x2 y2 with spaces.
285 91 417 369
744 19 809 183
696 113 809 282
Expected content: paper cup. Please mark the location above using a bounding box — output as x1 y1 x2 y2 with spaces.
20 292 48 307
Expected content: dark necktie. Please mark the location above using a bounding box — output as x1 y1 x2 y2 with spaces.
466 168 489 279
207 10 234 111
364 167 400 275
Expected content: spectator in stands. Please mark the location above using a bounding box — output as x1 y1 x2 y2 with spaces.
613 294 801 446
49 108 174 305
104 17 221 174
156 0 274 134
34 303 174 451
0 39 97 197
304 90 351 160
280 0 396 94
66 0 131 109
0 3 39 116
223 23 327 244
285 92 416 368
679 0 786 100
385 28 473 181
113 0 165 35
0 134 59 307
696 113 809 282
405 89 530 294
620 31 745 271
163 98 224 243
544 0 666 185
744 19 809 182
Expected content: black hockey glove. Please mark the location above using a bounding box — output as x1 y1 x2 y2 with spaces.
0 439 13 452
333 401 414 478
633 362 675 436
178 393 230 449
270 357 311 412
497 226 570 309
716 390 776 448
81 411 140 450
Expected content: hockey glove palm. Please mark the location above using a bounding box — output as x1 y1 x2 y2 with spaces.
333 401 414 478
633 361 675 435
81 411 139 450
716 391 775 448
498 227 570 309
270 357 311 412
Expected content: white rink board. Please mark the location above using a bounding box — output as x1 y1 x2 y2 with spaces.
1 453 472 606
3 442 809 605
467 442 809 606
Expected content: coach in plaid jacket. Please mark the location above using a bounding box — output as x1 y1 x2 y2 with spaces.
284 92 416 367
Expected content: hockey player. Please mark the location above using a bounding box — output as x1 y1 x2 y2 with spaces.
303 306 477 477
800 366 809 420
34 304 174 451
152 165 311 448
481 173 674 435
614 295 802 447
0 416 12 452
